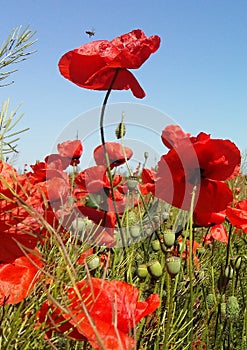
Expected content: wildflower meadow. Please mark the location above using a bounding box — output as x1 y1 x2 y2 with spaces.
0 27 247 350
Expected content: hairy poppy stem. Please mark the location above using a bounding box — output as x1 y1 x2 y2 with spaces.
99 68 127 249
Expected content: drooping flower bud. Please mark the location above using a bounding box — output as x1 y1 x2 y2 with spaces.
115 113 126 139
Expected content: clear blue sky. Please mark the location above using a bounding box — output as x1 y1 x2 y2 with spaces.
1 0 247 170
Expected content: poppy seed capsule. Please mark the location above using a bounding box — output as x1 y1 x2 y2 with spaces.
166 256 181 277
151 239 161 252
163 231 175 248
130 225 141 238
147 260 163 279
137 264 148 278
71 218 86 232
86 255 100 270
127 178 139 191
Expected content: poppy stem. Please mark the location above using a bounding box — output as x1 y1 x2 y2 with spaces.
99 68 128 249
100 68 120 146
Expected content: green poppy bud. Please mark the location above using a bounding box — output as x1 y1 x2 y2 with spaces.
224 266 233 279
226 296 240 321
86 255 100 270
151 239 161 252
163 230 175 248
234 256 242 271
166 256 181 277
144 151 149 159
137 264 148 278
148 260 163 279
115 119 126 139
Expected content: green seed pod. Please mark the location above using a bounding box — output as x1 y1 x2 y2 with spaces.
127 178 139 191
71 217 86 233
152 215 160 224
151 239 161 252
148 260 163 279
137 264 148 279
163 231 175 248
224 266 234 279
226 296 240 321
130 225 141 238
86 255 100 270
166 256 181 277
181 230 189 238
206 293 215 309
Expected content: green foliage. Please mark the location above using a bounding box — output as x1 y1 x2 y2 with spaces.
0 26 36 87
0 99 29 161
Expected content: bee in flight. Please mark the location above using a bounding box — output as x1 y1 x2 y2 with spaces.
85 29 95 38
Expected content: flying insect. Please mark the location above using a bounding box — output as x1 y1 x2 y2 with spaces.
85 29 95 38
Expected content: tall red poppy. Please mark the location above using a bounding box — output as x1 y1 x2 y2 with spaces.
0 251 42 305
57 140 83 165
0 161 44 263
94 142 133 168
203 224 228 245
154 127 240 212
37 278 160 349
58 29 160 98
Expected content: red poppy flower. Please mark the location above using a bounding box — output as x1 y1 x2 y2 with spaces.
140 168 157 194
37 278 160 349
203 224 228 245
154 130 240 212
94 142 133 168
0 161 44 262
161 124 191 149
58 29 160 98
0 251 42 305
36 301 86 341
77 204 116 229
57 140 83 165
226 199 247 233
193 209 226 227
75 165 112 194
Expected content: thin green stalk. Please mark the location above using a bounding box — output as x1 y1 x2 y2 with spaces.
188 185 197 348
99 68 127 249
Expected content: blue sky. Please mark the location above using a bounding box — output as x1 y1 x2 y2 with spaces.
1 0 247 170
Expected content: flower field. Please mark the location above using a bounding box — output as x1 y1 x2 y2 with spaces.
0 28 247 350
